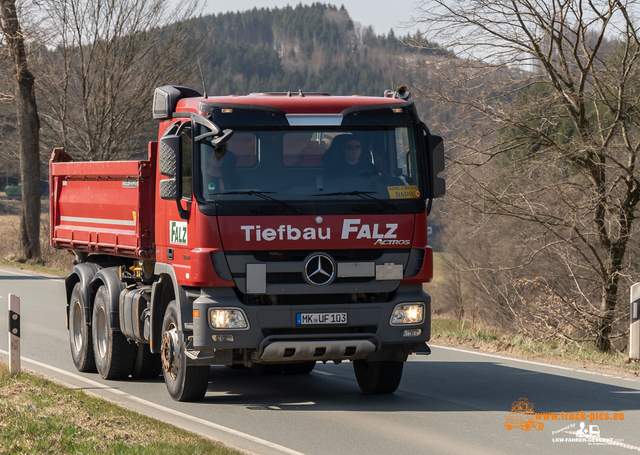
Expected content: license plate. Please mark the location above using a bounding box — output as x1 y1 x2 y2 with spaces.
297 312 347 325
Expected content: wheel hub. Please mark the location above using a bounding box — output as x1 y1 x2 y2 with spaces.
72 301 83 352
96 306 108 359
161 325 180 378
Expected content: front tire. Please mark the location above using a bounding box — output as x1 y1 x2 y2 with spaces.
161 301 209 401
92 285 136 380
353 360 404 394
69 283 96 373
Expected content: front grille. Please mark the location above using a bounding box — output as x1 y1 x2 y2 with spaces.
278 294 349 305
267 272 305 284
266 273 375 285
262 327 377 337
278 293 389 305
334 277 375 284
250 249 385 262
241 292 391 305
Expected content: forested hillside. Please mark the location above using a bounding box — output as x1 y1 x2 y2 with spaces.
194 3 449 96
0 2 447 167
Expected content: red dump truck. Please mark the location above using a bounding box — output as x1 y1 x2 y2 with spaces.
50 85 445 401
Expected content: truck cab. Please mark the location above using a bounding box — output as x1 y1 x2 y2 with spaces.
51 85 445 401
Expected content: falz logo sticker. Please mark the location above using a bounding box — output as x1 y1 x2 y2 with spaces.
240 219 407 244
170 221 187 245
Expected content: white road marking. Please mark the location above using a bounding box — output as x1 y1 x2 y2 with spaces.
0 349 307 455
0 267 64 281
430 344 640 384
0 268 39 277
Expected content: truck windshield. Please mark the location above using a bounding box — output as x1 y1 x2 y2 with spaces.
198 127 421 202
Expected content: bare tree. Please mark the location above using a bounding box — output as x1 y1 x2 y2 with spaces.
413 0 640 352
0 55 21 189
0 0 41 261
35 0 204 161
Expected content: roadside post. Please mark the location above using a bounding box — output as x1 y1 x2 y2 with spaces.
631 284 640 360
8 293 20 374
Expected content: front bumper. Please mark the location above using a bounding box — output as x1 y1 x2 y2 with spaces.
191 283 430 363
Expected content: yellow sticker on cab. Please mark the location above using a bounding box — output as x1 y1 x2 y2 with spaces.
387 185 420 199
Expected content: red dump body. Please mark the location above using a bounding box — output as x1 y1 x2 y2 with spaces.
49 146 157 259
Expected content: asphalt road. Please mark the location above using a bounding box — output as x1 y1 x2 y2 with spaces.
1 266 639 455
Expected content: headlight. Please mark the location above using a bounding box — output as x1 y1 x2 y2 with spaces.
390 303 424 325
209 308 249 329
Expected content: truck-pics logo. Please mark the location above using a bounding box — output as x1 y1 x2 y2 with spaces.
239 219 400 242
170 221 187 245
505 398 544 431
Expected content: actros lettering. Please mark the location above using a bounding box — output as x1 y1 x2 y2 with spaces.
374 239 410 245
341 219 398 240
240 225 330 241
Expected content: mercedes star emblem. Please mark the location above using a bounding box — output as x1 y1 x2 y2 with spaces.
304 253 335 286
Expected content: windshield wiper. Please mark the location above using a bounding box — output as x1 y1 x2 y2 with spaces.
313 191 402 212
210 190 302 213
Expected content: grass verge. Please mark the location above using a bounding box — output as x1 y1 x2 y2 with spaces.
0 200 74 276
0 257 68 277
431 318 640 377
0 360 243 455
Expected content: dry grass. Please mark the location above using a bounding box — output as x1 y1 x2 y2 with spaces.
431 318 640 377
0 199 72 275
0 360 242 454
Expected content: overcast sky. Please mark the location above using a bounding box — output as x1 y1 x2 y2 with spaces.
203 0 424 36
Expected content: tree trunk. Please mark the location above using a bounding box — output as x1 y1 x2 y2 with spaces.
1 0 42 262
595 277 619 353
17 74 41 261
595 306 613 353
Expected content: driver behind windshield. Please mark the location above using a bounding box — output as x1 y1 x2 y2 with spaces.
322 134 378 179
204 142 237 192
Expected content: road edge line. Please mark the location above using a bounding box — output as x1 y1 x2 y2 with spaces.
0 349 307 455
430 344 640 383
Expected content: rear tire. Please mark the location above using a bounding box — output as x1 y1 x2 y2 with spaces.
131 343 162 379
353 360 404 394
161 301 209 401
92 285 136 380
283 361 316 375
68 283 96 373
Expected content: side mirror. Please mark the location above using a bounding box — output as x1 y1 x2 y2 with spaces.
159 134 181 200
192 113 234 146
210 129 234 148
428 135 446 198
